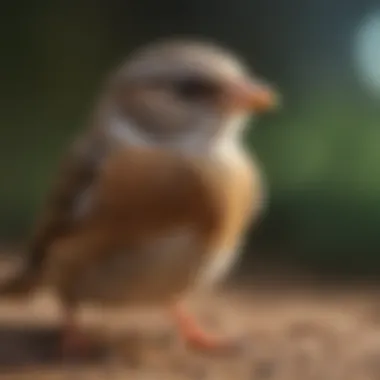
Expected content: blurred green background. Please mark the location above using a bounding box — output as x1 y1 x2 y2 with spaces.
1 0 380 276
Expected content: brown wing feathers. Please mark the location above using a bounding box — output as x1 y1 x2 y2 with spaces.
0 133 108 296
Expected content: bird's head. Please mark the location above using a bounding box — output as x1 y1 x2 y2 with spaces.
104 39 279 150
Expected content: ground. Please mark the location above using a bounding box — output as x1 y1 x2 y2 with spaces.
0 278 380 380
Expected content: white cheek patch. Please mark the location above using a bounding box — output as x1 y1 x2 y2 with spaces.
210 114 250 166
107 112 252 160
109 117 151 147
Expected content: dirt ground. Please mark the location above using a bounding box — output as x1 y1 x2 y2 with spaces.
0 280 380 380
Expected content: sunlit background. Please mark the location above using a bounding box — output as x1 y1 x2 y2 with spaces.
1 0 380 278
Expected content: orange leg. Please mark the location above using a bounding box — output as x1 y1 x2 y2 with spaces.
170 304 240 353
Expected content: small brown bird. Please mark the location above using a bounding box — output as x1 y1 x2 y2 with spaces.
1 39 278 353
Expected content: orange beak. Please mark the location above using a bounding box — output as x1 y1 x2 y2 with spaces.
224 80 279 114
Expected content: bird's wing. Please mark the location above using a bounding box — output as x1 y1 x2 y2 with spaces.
28 132 108 273
0 131 109 295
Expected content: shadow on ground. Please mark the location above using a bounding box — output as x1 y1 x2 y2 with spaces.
0 325 108 369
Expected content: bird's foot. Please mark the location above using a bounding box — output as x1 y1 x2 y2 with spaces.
181 325 240 353
171 305 242 354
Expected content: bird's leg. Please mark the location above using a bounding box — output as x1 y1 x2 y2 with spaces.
60 305 91 357
55 250 101 357
170 303 239 353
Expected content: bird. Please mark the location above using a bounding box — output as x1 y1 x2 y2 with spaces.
0 38 278 354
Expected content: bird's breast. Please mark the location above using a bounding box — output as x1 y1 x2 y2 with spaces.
47 143 263 306
192 141 265 287
63 226 207 305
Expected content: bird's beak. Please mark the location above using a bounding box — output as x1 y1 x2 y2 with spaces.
224 79 279 114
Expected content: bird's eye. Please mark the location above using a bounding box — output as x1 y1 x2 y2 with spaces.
174 78 219 100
